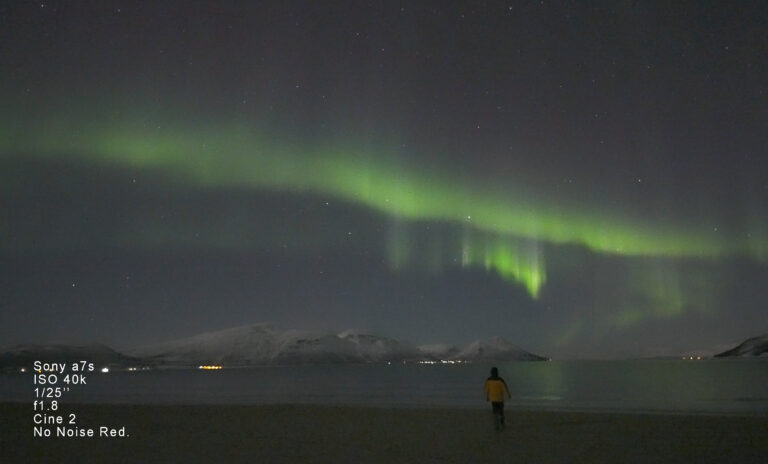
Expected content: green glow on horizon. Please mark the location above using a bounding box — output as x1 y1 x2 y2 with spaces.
2 113 765 297
386 222 546 297
4 120 748 254
478 240 545 298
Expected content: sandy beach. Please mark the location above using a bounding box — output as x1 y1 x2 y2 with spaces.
2 403 766 463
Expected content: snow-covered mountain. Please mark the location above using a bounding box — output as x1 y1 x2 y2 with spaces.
0 325 546 367
130 324 422 366
129 325 547 365
338 330 421 362
129 324 272 365
453 337 548 361
714 333 768 357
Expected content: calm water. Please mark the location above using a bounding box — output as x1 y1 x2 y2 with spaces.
4 359 768 414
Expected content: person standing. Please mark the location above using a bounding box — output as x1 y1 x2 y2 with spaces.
485 366 511 430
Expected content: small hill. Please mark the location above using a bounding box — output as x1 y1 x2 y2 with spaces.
454 337 547 361
0 343 140 368
714 333 768 357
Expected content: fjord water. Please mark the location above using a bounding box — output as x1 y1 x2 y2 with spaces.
7 359 768 414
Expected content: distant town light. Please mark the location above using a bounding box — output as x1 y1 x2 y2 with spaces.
101 367 109 373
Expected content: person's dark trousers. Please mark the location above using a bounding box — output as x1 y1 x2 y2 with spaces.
491 401 505 426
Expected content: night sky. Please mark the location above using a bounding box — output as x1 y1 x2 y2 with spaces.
2 1 767 358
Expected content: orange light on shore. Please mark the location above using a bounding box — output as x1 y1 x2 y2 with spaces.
198 365 222 370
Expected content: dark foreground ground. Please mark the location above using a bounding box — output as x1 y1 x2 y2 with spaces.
1 403 767 463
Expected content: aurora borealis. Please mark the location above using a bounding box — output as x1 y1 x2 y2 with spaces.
2 1 767 358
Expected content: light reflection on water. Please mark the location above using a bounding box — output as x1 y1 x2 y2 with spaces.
5 359 768 414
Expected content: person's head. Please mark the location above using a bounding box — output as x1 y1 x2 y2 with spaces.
490 367 498 377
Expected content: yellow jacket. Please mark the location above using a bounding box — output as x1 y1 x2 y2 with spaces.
485 377 510 402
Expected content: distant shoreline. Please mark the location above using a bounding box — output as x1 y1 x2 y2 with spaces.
4 359 767 416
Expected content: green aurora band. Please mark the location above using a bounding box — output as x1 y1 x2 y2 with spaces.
3 115 766 298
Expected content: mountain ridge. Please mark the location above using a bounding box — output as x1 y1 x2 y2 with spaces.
1 323 548 367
